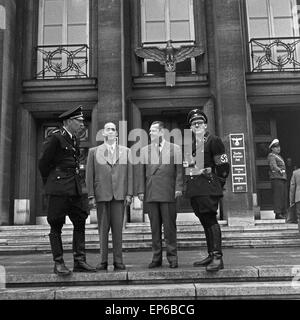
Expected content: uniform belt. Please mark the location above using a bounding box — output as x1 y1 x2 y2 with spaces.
55 167 80 174
188 167 212 179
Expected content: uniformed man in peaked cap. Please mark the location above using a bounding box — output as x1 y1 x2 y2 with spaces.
184 108 230 272
38 105 96 275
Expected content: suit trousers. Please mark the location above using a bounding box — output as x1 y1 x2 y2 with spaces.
147 202 177 263
96 199 124 264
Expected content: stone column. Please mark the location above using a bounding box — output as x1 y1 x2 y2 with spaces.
210 0 254 226
13 108 37 225
96 0 124 130
0 1 16 225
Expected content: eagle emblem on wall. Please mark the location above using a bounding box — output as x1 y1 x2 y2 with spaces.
135 40 204 86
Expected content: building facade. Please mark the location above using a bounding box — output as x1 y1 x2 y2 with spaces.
1 0 300 226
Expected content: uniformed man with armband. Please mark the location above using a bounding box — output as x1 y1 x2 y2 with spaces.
38 105 96 275
183 109 230 272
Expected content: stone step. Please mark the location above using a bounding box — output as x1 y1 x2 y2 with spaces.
4 265 298 287
1 281 300 300
0 222 298 237
1 239 300 254
0 229 299 241
0 219 295 232
1 265 300 300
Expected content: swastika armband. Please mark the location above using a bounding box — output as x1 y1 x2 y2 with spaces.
214 153 229 165
214 153 230 179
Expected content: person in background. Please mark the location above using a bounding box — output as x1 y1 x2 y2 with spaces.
288 166 300 229
267 139 287 220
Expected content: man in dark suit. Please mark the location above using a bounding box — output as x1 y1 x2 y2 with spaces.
184 109 230 272
38 105 96 275
137 121 183 268
86 122 133 271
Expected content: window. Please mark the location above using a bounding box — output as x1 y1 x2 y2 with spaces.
246 0 300 71
140 0 195 74
37 0 89 78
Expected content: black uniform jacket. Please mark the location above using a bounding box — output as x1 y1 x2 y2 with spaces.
184 132 230 198
38 128 82 196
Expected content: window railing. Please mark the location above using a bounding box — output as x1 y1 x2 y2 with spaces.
36 44 89 79
249 37 300 72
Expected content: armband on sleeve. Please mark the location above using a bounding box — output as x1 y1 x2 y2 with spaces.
214 153 230 179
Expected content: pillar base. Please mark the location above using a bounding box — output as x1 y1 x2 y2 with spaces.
227 211 255 227
14 199 30 225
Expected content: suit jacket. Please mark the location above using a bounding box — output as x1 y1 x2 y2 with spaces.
38 128 82 196
267 152 287 180
136 141 183 202
289 168 300 206
86 143 133 202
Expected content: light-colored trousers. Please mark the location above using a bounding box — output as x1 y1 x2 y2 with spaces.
96 199 124 264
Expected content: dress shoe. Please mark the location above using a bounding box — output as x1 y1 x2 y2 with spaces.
113 262 126 271
148 261 162 269
54 262 72 276
96 262 108 271
169 262 178 268
73 261 97 273
206 253 224 272
275 213 285 219
193 253 213 267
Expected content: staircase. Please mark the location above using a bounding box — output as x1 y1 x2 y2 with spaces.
0 219 300 254
1 264 300 300
1 219 300 300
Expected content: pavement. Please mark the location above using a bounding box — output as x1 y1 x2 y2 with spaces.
1 246 300 274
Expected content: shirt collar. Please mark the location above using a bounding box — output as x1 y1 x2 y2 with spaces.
153 138 165 149
63 126 73 139
105 141 117 151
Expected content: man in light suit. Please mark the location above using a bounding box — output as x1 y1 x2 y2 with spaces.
289 167 300 232
137 121 183 268
86 122 133 271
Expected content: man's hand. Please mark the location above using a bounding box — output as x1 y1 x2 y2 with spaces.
124 195 132 206
137 193 144 201
88 197 96 208
175 191 183 199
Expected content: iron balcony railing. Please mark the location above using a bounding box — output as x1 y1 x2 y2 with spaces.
249 37 300 72
36 44 89 79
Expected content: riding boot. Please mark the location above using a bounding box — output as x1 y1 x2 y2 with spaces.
49 232 71 276
73 229 96 272
193 227 213 267
206 224 224 272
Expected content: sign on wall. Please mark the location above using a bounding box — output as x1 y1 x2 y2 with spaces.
229 133 248 193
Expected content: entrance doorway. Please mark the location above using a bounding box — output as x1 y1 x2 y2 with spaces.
253 109 300 211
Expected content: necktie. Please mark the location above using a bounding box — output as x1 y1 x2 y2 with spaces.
108 146 114 162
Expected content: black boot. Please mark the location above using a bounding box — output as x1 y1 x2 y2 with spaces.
206 224 224 272
193 227 213 267
72 230 96 273
49 233 71 276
